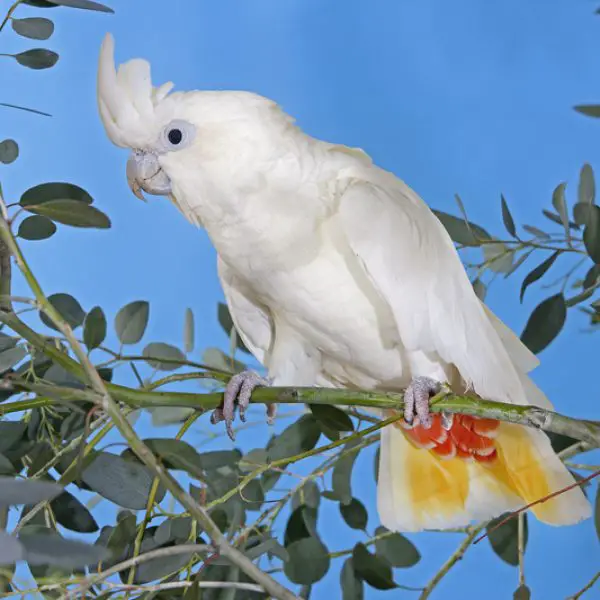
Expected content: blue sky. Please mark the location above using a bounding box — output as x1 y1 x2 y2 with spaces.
2 0 600 598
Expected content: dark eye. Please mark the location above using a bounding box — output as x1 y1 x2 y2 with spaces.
168 128 183 145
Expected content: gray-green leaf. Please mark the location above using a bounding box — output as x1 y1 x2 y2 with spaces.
0 531 24 564
374 526 420 567
17 215 56 240
142 342 186 371
584 205 600 264
340 498 368 530
83 306 106 350
0 345 27 372
184 307 194 353
332 438 362 505
39 292 85 331
520 251 559 302
501 195 517 238
432 210 491 247
81 452 165 510
25 200 110 228
574 105 600 118
352 543 397 590
46 0 114 13
341 558 364 600
14 48 58 70
0 139 18 164
0 477 62 505
20 182 93 207
283 537 330 585
486 513 528 566
520 293 566 354
11 17 54 40
114 300 149 345
20 531 109 568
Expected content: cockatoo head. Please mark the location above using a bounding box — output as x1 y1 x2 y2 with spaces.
97 33 285 205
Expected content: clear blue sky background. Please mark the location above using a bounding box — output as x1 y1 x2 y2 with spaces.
2 0 599 598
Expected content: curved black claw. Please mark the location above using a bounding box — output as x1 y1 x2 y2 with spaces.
210 370 271 440
403 376 442 430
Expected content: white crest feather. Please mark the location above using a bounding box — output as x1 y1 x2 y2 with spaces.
97 33 174 149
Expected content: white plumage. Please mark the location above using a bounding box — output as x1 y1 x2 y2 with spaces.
97 34 591 531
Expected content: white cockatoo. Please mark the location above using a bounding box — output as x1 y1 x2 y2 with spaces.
97 34 591 532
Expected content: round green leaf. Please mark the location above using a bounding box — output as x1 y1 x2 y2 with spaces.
374 526 420 567
142 342 186 371
17 215 56 240
310 404 354 432
50 490 98 533
520 293 566 354
14 48 58 70
341 557 364 600
25 200 110 229
513 584 531 600
340 498 368 530
20 182 93 207
267 415 321 463
486 513 528 566
352 542 397 590
83 306 107 351
0 139 18 164
114 300 149 344
283 537 330 585
39 293 85 331
11 17 54 40
292 480 321 511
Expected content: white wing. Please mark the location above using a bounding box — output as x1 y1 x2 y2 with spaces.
333 162 533 406
217 257 272 364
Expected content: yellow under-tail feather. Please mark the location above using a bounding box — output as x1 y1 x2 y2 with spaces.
377 420 591 532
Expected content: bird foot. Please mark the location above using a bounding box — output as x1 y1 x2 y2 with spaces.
403 376 442 430
210 370 274 441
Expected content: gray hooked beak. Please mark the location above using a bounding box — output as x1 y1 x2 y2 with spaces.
126 151 172 201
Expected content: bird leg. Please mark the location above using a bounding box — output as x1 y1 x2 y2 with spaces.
403 376 442 430
210 370 274 440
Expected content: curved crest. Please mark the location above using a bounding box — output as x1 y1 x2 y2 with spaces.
97 33 174 149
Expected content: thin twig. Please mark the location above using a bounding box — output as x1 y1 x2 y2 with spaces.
517 513 525 588
418 524 486 599
58 544 211 599
568 570 600 600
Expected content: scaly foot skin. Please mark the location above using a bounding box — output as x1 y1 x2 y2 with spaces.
403 376 442 430
210 370 273 441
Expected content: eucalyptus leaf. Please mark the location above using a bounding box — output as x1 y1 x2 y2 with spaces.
154 516 193 546
0 345 27 372
341 558 364 600
0 477 62 505
0 531 24 564
17 215 56 240
20 531 109 568
520 294 566 354
51 490 98 533
46 0 114 13
432 210 491 246
292 480 321 511
352 543 397 590
500 195 517 238
340 498 368 530
583 205 600 264
523 224 550 239
519 251 559 302
472 278 486 300
141 438 205 480
39 293 85 331
332 438 362 505
114 300 149 344
483 241 514 273
514 584 531 600
542 209 579 230
184 307 195 353
14 49 58 70
283 537 330 585
551 182 570 239
578 163 595 205
0 422 27 453
594 485 599 541
142 342 186 371
267 415 321 463
83 306 107 350
310 404 354 433
574 104 600 118
0 139 18 164
486 513 528 566
81 452 165 510
11 17 54 40
20 182 93 207
217 302 250 353
373 526 420 567
25 200 110 229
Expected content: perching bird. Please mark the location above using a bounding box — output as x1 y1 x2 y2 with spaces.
97 34 591 532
